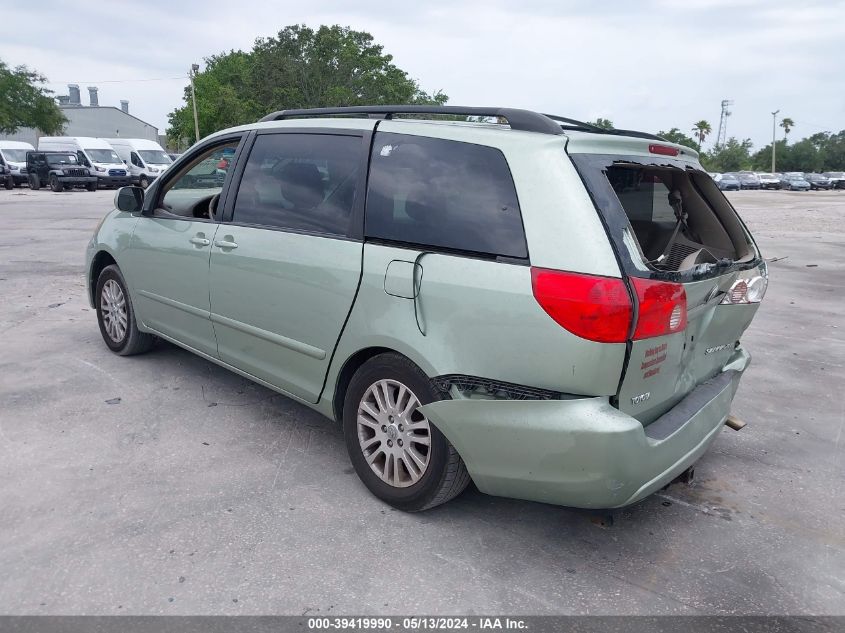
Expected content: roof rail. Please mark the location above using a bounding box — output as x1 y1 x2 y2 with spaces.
258 106 564 136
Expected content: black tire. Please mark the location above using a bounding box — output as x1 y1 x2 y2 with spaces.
139 175 150 189
50 175 63 192
95 264 155 356
86 182 97 192
29 174 40 190
343 353 471 511
3 177 12 190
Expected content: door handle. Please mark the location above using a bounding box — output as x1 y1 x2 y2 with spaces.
214 239 238 249
189 237 210 247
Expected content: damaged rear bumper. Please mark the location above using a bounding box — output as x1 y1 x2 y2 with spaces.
419 347 751 509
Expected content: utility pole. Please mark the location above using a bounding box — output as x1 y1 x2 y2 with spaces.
771 110 780 174
716 99 733 148
189 63 200 144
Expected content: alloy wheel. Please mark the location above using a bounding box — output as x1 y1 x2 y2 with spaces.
100 279 128 343
357 379 432 488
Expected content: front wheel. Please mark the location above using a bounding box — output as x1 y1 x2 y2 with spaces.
95 264 155 356
343 353 471 511
86 182 97 192
50 175 63 192
139 175 150 189
3 177 12 190
29 174 40 190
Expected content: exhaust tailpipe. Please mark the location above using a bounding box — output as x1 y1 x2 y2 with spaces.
725 415 746 431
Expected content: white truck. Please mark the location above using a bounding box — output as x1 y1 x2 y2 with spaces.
106 138 173 189
38 137 132 188
0 140 36 187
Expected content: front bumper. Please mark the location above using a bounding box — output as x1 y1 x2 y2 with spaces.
60 176 98 186
96 174 133 187
420 347 751 509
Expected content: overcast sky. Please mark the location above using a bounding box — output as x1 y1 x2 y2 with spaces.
4 0 844 149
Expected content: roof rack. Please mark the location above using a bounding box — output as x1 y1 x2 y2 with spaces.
258 106 564 135
258 105 666 141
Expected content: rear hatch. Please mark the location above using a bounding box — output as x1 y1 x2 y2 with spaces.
567 135 767 424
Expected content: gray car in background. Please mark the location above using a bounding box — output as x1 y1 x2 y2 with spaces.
822 171 845 189
716 173 741 191
780 173 811 191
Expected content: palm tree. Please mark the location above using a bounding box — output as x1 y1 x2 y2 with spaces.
692 120 712 146
780 117 794 140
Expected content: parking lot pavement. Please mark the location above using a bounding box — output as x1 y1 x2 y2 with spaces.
0 188 842 615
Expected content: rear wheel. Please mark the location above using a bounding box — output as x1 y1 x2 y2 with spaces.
29 174 40 190
343 353 471 511
50 175 63 192
95 264 155 356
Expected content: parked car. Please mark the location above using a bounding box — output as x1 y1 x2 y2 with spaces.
1 162 14 189
716 173 741 190
756 173 781 190
38 137 131 189
736 172 761 190
86 105 766 512
107 138 173 189
779 173 811 191
0 140 35 186
822 171 845 189
804 173 832 190
26 151 98 191
167 152 183 162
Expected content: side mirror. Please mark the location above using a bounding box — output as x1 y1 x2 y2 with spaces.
115 186 144 213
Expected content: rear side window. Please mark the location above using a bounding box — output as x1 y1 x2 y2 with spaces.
365 133 527 258
232 133 362 236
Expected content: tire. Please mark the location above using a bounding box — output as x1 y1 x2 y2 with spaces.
29 174 40 190
4 177 13 190
95 264 155 356
343 353 471 511
86 182 97 192
139 175 150 189
50 175 63 192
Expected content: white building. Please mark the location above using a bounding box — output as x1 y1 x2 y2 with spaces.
0 84 158 147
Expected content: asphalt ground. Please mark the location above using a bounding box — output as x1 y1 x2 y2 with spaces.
0 187 842 615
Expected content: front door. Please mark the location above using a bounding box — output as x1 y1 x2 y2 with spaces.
123 135 245 357
209 130 369 402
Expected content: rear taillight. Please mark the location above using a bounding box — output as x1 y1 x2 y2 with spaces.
630 278 687 339
532 269 688 342
531 268 632 343
721 275 767 304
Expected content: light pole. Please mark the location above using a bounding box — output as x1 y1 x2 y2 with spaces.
189 63 201 144
771 110 780 174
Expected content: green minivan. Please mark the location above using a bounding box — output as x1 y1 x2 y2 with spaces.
86 106 766 511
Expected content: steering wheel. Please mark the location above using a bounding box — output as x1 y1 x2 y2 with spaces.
208 193 221 220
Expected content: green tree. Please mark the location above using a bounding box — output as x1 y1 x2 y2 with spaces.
0 59 65 135
750 140 787 172
657 127 699 151
588 117 614 130
820 130 845 171
691 120 712 146
168 25 448 144
779 117 794 141
700 137 753 172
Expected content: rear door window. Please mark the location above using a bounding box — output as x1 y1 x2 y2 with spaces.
365 133 527 259
231 133 362 237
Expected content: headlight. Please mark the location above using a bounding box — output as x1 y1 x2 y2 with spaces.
95 166 106 172
149 167 159 173
10 165 19 171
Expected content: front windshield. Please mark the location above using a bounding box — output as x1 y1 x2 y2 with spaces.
2 149 29 162
138 150 172 165
85 148 122 164
47 154 79 167
759 173 774 178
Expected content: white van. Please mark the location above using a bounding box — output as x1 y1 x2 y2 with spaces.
0 141 35 186
38 137 132 188
106 138 172 189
